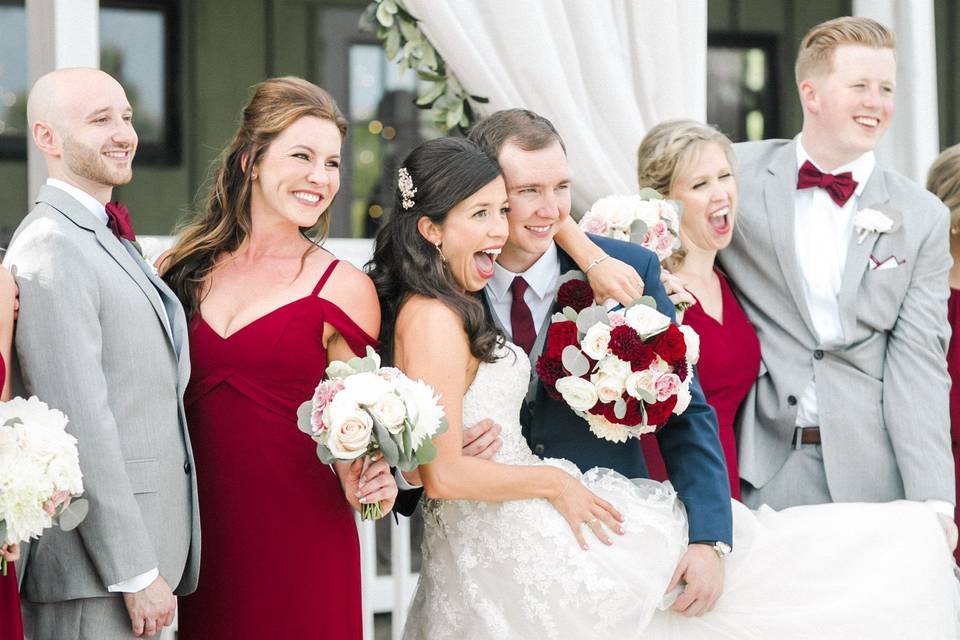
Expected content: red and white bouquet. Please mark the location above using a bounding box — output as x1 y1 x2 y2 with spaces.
298 346 447 520
578 190 682 262
0 397 88 575
536 276 700 443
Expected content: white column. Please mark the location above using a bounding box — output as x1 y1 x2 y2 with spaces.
25 0 99 199
853 0 939 183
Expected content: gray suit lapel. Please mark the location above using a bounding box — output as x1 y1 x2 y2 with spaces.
837 169 895 336
763 142 819 338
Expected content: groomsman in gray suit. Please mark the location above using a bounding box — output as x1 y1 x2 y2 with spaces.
7 68 199 638
719 16 956 538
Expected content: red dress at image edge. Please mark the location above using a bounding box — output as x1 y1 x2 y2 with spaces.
947 288 960 564
641 269 761 502
177 261 376 640
0 355 25 640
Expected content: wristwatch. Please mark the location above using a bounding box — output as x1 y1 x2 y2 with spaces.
695 540 732 558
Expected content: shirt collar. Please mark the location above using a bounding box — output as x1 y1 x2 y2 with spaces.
795 135 876 197
488 242 559 301
46 178 109 225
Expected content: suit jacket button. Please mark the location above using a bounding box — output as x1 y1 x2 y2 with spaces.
533 444 545 455
787 395 797 406
813 349 824 360
184 461 192 474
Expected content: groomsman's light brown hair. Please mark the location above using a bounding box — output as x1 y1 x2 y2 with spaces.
795 16 896 83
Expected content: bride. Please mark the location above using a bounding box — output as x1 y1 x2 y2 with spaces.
368 137 960 639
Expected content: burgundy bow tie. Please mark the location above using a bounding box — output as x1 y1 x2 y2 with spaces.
796 160 858 207
105 201 137 242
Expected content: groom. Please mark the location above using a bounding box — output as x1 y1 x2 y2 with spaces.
7 68 199 638
469 109 733 616
718 16 956 533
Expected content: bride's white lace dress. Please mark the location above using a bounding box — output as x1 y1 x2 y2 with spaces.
402 343 960 639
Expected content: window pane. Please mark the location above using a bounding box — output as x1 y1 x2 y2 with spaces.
0 5 27 139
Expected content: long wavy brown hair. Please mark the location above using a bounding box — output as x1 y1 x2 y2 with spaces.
161 76 348 319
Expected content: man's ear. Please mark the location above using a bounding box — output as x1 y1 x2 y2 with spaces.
32 120 59 157
417 215 442 246
798 78 819 115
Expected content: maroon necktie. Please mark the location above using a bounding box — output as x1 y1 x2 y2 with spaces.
510 276 537 355
105 201 137 242
796 160 858 207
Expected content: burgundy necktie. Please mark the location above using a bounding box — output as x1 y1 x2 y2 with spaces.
796 160 858 207
510 276 537 355
105 201 137 242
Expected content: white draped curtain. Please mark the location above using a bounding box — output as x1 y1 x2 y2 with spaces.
402 0 707 214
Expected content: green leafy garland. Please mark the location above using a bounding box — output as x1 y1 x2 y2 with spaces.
364 0 489 133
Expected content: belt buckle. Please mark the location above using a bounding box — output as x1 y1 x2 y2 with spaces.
793 426 804 450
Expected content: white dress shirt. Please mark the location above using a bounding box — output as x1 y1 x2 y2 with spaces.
46 178 160 593
486 242 561 339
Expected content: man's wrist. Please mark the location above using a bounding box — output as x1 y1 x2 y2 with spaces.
690 540 732 558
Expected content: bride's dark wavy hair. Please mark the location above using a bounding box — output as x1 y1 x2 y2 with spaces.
368 137 505 364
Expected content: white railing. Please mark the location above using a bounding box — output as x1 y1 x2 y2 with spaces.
357 515 419 640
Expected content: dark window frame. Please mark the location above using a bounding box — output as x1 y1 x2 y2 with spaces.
0 0 181 165
706 31 781 142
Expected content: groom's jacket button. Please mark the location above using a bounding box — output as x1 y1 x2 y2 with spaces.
184 460 192 474
813 350 824 360
787 395 798 406
533 444 545 455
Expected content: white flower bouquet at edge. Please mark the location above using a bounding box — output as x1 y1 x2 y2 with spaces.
0 397 88 575
298 346 448 520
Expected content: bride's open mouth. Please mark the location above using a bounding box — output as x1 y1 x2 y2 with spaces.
473 247 502 279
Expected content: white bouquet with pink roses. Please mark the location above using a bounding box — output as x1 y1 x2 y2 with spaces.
0 397 88 575
298 346 447 519
579 189 682 262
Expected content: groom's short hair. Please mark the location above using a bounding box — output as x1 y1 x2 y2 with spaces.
795 16 896 83
468 109 566 161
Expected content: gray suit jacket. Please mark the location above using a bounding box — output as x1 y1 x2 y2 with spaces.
6 185 200 602
718 139 954 503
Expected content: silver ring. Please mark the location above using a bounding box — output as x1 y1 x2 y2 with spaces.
585 518 599 526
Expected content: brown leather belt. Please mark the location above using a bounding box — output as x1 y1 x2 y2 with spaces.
793 426 821 449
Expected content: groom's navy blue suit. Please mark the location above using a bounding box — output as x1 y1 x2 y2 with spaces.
527 236 732 545
396 235 732 546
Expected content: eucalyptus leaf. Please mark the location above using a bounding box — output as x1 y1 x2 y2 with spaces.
58 498 89 531
384 26 401 59
401 426 413 460
0 522 6 544
316 442 336 464
376 2 395 28
415 438 438 464
2 417 22 428
638 187 662 200
636 387 657 404
562 306 579 323
551 312 567 323
296 400 315 435
576 306 609 334
558 270 587 284
373 421 400 466
562 345 590 377
629 219 649 236
325 360 354 380
614 398 627 420
627 295 658 311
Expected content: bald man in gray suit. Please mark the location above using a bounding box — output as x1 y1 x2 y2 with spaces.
7 68 199 639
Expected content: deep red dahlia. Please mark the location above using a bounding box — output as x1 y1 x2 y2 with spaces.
535 354 567 399
609 325 655 370
595 397 644 426
644 395 678 427
557 279 595 312
652 324 686 365
545 321 578 359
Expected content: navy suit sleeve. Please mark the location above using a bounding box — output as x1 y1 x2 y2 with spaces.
594 237 733 545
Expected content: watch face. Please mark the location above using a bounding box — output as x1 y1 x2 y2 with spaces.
715 542 732 557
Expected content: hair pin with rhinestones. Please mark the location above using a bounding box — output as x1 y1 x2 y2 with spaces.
398 167 417 210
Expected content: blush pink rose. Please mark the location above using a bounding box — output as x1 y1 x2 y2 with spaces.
311 379 345 433
43 490 72 516
608 311 627 327
654 373 681 402
581 214 609 236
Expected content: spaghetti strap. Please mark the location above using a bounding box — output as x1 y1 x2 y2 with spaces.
311 259 340 296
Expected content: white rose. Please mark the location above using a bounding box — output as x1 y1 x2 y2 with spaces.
679 325 701 365
625 304 670 339
590 372 625 403
673 381 693 415
342 372 393 406
326 407 373 460
633 199 660 227
597 355 631 379
369 392 407 434
625 370 658 400
581 324 612 360
555 376 599 412
589 195 636 231
855 207 894 233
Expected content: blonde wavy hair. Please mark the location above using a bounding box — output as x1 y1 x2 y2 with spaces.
795 16 896 83
161 77 348 319
636 119 736 270
927 143 960 235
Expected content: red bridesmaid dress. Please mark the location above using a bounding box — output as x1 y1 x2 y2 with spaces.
0 354 25 640
642 269 760 501
177 260 378 639
947 288 960 564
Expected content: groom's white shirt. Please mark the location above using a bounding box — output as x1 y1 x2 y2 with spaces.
45 177 161 594
486 242 561 337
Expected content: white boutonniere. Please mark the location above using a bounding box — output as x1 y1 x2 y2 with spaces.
854 208 894 245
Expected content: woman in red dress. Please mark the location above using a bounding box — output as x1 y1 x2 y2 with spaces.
635 121 760 501
162 78 397 639
0 264 23 640
927 144 960 563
